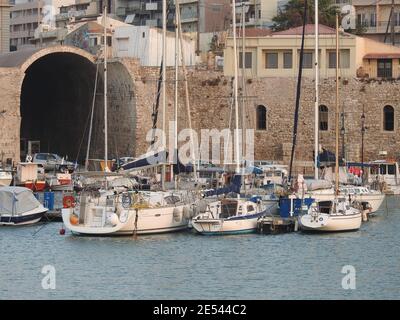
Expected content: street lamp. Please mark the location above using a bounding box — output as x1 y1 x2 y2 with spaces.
361 109 366 184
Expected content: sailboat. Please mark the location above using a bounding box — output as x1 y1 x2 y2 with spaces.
299 13 362 232
61 1 196 236
191 1 271 235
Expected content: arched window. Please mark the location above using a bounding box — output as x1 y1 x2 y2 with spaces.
256 105 267 130
384 105 395 131
319 105 329 131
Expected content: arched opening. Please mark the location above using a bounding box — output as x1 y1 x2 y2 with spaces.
256 105 267 130
383 105 394 131
20 52 98 162
319 105 329 131
19 54 136 163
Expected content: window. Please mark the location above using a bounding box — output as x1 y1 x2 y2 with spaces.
383 105 394 131
301 52 313 68
266 52 278 69
388 165 396 175
395 12 400 26
256 105 267 130
357 13 367 26
370 13 376 27
239 52 252 69
283 52 292 69
378 59 392 78
319 105 329 131
328 50 350 69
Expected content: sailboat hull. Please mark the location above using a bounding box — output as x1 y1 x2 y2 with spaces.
62 205 189 236
299 212 362 232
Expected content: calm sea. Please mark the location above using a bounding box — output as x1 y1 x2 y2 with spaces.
1 197 399 300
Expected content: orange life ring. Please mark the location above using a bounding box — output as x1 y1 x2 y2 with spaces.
63 195 75 208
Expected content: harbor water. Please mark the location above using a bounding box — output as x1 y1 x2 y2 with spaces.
0 197 399 300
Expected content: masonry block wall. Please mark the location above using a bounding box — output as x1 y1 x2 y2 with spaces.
1 51 400 169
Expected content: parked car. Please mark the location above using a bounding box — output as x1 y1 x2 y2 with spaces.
32 153 76 172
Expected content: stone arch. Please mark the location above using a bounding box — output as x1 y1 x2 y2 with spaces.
0 45 137 163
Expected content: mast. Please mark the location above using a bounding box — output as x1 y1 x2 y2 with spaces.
314 0 319 179
176 1 198 182
174 2 179 189
361 106 366 185
161 0 167 190
103 4 109 174
335 13 339 195
241 1 246 163
232 0 240 175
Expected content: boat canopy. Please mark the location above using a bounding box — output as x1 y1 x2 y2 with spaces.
0 187 42 215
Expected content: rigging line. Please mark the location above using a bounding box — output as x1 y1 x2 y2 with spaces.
85 62 100 170
289 0 308 183
223 78 235 172
151 0 173 146
76 62 100 165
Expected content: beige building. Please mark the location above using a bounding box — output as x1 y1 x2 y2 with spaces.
353 0 400 45
224 24 400 79
0 0 12 53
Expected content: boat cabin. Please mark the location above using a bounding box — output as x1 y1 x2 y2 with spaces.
367 160 400 186
219 199 257 218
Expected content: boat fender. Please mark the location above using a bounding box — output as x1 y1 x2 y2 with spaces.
173 207 182 222
107 213 120 226
69 213 79 225
183 206 191 219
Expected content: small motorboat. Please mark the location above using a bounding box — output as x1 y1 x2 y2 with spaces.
191 198 270 235
0 186 48 226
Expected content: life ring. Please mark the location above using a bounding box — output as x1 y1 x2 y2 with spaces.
63 195 75 208
121 193 132 209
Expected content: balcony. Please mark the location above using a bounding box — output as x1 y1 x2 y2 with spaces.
10 30 35 39
362 21 400 34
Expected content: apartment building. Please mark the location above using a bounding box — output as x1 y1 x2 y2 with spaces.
9 0 75 50
0 0 12 53
353 0 400 45
235 0 289 28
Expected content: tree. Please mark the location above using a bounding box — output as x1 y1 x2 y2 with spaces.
272 0 338 31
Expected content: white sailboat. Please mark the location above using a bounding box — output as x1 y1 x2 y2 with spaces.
61 2 195 236
308 185 384 213
191 0 272 235
299 13 362 232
